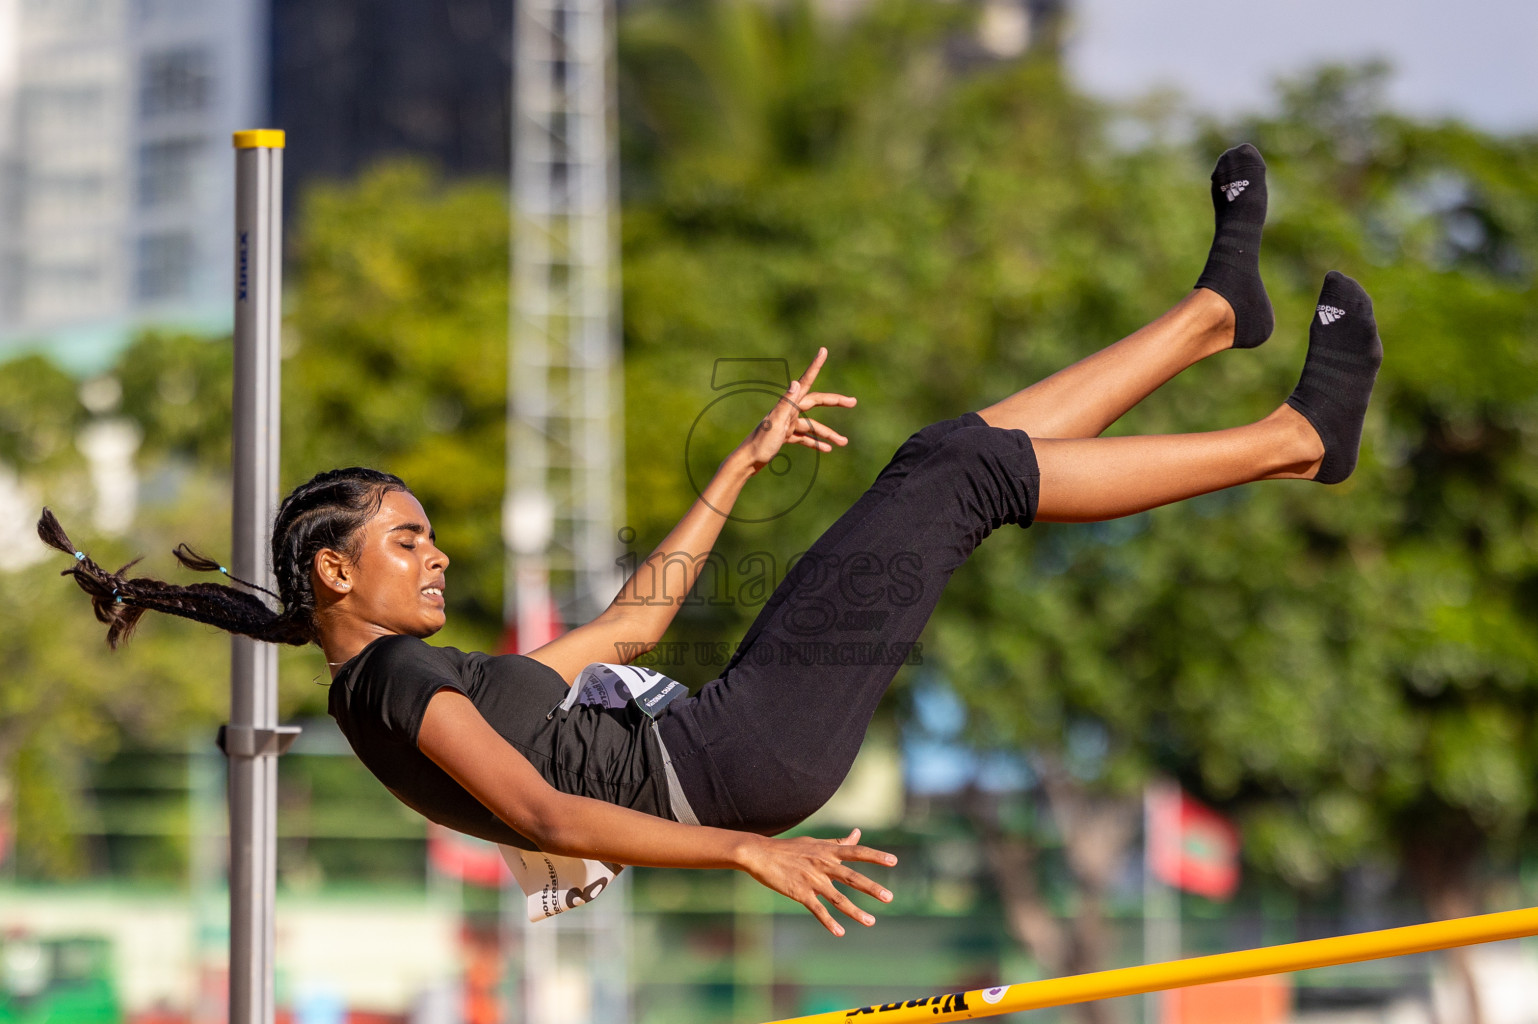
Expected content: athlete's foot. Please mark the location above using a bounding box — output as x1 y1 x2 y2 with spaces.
1195 143 1273 349
1283 272 1383 483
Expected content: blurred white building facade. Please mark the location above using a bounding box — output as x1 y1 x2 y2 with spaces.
0 0 1050 372
0 0 265 370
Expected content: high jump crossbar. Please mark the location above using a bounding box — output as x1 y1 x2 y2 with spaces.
763 905 1538 1023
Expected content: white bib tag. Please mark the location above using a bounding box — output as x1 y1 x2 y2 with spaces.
498 846 623 922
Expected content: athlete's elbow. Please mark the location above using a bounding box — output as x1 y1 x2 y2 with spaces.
533 807 617 860
531 813 608 859
528 819 577 857
488 796 554 850
503 793 579 853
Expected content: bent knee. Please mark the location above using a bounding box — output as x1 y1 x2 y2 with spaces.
923 426 1041 526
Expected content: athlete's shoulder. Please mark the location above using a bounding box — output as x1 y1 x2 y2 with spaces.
353 633 470 678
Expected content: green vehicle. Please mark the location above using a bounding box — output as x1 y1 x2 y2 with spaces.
0 935 121 1024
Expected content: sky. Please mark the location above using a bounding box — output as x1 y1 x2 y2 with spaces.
1065 0 1538 134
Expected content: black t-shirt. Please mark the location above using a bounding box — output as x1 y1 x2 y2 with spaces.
328 634 673 850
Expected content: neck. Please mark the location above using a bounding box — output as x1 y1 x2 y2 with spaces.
317 619 399 679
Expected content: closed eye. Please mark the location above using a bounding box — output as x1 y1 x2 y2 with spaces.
389 523 433 546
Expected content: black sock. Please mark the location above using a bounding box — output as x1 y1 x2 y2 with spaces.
1286 272 1383 484
1195 143 1273 348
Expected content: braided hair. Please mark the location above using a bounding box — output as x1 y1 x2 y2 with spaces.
39 468 408 649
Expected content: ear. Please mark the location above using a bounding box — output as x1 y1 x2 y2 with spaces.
314 547 353 597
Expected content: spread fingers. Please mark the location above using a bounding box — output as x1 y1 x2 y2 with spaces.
835 866 894 904
823 886 876 927
802 895 845 937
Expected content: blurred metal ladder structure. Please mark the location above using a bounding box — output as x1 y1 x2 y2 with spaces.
506 0 628 1015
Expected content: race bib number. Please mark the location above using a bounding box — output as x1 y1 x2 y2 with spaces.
499 846 625 922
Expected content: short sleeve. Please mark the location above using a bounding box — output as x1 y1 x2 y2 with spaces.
357 636 470 747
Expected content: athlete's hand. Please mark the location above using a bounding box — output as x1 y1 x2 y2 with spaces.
736 828 896 936
735 347 857 475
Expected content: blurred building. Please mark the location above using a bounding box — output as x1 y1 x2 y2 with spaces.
0 0 512 370
0 0 265 370
269 0 512 198
0 0 1054 369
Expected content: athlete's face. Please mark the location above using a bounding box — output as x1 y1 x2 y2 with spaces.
334 489 451 637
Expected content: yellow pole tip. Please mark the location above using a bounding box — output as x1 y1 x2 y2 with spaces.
233 129 286 150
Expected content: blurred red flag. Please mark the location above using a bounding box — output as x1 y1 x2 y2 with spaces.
499 567 566 655
1148 784 1241 901
427 824 507 887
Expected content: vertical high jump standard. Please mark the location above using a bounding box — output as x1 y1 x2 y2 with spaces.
224 128 300 1024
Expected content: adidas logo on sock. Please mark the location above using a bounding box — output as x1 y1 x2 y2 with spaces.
1221 180 1249 202
1317 305 1346 325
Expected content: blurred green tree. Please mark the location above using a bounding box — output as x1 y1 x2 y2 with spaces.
0 160 514 874
283 163 512 632
0 352 196 873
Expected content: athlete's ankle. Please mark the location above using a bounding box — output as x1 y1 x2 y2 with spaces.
1262 405 1326 479
1191 288 1237 350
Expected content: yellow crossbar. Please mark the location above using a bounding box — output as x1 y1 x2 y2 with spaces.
763 906 1538 1023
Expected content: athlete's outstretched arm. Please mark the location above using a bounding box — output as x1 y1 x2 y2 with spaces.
526 347 856 683
418 687 894 936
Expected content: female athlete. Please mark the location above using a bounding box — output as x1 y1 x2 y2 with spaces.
42 145 1381 936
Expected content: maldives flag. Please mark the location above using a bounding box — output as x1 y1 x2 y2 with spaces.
1147 782 1241 901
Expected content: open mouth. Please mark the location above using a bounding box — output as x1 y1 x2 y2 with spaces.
422 587 445 603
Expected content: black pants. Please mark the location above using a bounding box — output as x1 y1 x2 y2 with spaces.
656 411 1040 834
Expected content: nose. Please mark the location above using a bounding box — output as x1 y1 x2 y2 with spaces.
431 543 450 570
